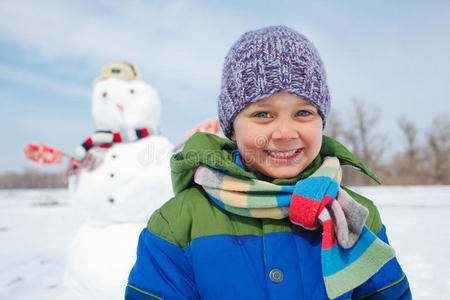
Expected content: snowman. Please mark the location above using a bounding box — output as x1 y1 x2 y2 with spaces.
64 62 173 299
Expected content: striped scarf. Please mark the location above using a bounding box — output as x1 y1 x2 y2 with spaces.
194 156 395 299
75 128 153 159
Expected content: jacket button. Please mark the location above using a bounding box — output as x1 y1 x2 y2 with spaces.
269 268 283 283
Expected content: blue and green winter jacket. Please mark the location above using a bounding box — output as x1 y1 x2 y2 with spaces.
126 133 411 299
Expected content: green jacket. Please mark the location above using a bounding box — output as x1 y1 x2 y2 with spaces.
169 132 383 236
126 133 410 300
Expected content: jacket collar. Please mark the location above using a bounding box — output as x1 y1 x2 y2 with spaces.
170 132 379 195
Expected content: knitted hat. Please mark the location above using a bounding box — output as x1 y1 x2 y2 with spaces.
218 25 330 138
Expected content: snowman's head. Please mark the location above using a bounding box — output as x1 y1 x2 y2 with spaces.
91 62 161 133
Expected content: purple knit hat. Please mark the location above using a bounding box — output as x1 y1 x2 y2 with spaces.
218 25 331 138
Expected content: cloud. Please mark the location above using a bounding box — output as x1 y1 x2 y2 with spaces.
0 1 246 89
0 91 94 172
0 64 91 99
1 0 449 173
0 0 267 118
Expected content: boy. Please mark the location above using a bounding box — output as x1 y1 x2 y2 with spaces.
126 25 411 299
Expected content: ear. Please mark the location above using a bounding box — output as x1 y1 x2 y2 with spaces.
230 128 236 141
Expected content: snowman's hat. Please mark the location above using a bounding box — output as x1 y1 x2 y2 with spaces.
94 61 140 84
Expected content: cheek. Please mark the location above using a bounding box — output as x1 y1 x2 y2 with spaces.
303 125 323 154
239 127 267 150
236 133 255 152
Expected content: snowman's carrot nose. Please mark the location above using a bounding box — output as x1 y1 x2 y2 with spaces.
116 104 124 111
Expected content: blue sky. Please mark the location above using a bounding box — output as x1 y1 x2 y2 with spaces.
1 0 449 173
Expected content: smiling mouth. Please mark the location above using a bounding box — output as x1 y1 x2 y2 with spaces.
264 149 302 160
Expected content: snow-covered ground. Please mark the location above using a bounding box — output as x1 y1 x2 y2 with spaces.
0 189 82 300
1 186 449 299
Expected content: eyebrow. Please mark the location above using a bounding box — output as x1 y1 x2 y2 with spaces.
254 100 315 108
254 101 271 107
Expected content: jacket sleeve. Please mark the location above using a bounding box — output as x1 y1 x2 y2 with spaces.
126 214 199 300
351 225 412 299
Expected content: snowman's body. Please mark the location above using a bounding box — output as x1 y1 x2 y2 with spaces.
64 63 173 299
68 135 173 224
64 223 143 299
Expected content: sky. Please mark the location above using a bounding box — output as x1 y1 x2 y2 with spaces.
0 0 449 173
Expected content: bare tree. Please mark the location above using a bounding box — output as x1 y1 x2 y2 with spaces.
385 116 423 184
425 114 450 184
344 98 385 163
340 98 387 185
398 116 419 164
324 110 344 142
0 169 67 189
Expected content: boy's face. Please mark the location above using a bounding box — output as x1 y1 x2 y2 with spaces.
231 92 323 179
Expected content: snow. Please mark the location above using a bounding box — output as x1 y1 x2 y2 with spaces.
57 68 174 299
91 77 161 134
1 186 449 299
352 186 450 299
68 136 173 224
0 189 81 300
64 137 173 299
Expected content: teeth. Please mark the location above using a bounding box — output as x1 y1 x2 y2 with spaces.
267 149 297 158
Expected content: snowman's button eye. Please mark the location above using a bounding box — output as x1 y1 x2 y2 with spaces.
102 92 108 98
130 89 135 94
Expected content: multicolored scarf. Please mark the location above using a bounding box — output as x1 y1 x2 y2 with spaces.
75 128 153 160
194 156 395 299
65 128 154 181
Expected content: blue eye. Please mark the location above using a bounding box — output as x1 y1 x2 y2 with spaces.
255 112 271 118
296 110 311 117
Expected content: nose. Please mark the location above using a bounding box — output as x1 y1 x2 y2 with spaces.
116 104 124 111
272 120 298 140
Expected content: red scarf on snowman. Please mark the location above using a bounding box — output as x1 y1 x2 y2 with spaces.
65 128 153 180
74 128 153 159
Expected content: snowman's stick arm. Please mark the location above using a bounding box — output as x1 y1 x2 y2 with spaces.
62 152 72 158
62 152 81 164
